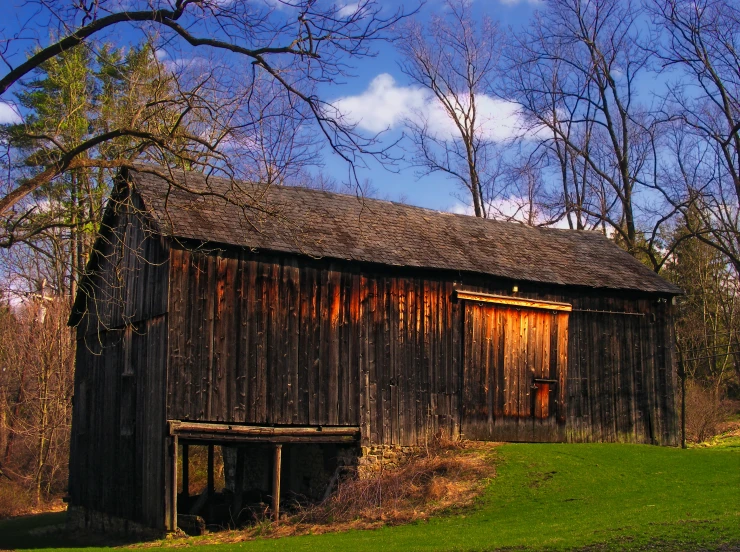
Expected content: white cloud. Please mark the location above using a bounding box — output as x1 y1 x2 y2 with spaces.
450 202 475 216
162 55 212 73
426 94 529 142
451 198 530 220
333 73 531 142
250 0 292 9
0 102 21 125
337 3 359 17
449 198 571 228
333 73 427 133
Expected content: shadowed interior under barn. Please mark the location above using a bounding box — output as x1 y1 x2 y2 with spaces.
67 166 681 533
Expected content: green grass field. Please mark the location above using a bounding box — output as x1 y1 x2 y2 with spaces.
2 441 739 551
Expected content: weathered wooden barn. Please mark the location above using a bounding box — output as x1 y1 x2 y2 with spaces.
68 166 681 532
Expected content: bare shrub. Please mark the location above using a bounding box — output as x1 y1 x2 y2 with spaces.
685 380 729 443
0 479 33 518
0 299 74 510
297 443 496 526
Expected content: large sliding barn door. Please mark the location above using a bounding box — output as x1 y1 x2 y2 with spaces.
458 292 570 442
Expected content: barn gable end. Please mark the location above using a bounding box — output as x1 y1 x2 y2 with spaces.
68 183 170 530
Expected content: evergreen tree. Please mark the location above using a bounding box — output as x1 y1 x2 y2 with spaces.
665 215 740 396
2 41 180 300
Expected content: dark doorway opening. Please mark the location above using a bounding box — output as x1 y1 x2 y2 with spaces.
167 422 360 532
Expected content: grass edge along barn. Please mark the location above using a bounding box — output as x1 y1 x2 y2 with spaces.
67 167 681 532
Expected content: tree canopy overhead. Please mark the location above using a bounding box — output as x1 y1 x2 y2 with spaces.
0 0 413 226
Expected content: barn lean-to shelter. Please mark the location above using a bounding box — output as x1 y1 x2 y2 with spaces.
67 166 681 533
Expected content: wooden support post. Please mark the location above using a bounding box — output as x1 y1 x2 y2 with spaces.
170 435 178 532
207 444 214 496
676 332 687 450
207 444 215 521
679 351 687 450
182 444 190 499
232 447 245 523
272 444 282 522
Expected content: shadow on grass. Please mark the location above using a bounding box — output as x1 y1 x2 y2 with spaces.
0 511 157 550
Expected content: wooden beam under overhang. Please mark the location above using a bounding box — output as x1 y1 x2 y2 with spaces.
454 290 573 312
168 421 361 444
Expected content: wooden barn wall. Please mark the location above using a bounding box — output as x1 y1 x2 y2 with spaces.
68 318 168 528
458 280 677 445
167 246 678 447
69 195 170 529
167 246 459 445
565 303 676 445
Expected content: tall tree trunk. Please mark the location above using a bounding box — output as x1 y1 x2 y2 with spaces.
3 373 26 465
0 387 6 459
35 431 47 506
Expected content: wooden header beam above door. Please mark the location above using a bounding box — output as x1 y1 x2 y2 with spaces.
454 290 573 312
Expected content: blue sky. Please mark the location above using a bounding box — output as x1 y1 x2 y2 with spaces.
318 0 541 212
1 0 541 213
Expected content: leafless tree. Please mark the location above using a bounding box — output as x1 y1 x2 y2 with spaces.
649 0 740 274
396 0 505 218
0 296 74 506
503 24 599 231
0 0 412 222
504 0 676 261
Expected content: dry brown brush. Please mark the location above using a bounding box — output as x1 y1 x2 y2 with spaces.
294 442 496 529
685 380 731 443
0 299 74 516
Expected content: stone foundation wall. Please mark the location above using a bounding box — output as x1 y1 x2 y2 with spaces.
66 505 163 538
357 445 419 479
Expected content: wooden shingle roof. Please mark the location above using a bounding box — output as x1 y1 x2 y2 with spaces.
126 167 681 295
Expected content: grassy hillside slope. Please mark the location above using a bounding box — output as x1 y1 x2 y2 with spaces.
3 442 739 551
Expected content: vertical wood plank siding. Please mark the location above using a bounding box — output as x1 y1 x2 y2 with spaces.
70 318 168 527
166 247 678 446
68 194 170 529
461 305 569 442
73 193 169 336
